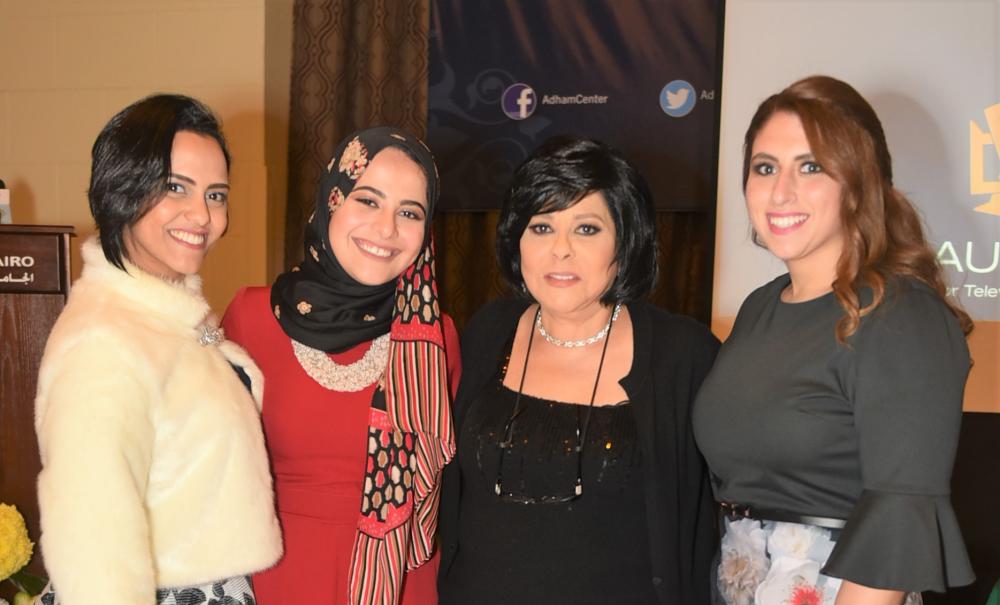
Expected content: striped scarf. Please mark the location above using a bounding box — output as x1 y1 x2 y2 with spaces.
348 243 454 605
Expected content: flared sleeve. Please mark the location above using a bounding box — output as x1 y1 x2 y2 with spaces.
822 283 975 591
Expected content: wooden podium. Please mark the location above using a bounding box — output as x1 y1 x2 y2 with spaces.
0 225 74 596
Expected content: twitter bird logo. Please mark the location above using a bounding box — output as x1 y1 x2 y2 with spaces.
666 87 690 109
660 80 696 117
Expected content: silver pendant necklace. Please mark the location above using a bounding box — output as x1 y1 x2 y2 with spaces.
536 303 622 348
291 333 390 392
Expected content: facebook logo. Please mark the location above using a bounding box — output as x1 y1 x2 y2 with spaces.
501 83 537 120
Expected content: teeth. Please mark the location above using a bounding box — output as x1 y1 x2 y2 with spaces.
170 230 205 245
548 274 576 281
769 215 807 228
358 240 392 258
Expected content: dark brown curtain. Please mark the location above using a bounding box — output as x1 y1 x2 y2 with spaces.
286 1 715 329
285 0 431 265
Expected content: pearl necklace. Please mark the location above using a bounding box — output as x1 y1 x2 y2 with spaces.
291 333 390 392
536 303 622 348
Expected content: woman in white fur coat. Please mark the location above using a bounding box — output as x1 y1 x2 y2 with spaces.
33 95 282 605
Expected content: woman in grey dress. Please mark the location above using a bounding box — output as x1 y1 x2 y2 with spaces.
693 76 974 604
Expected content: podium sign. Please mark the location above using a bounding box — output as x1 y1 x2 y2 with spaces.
0 227 68 293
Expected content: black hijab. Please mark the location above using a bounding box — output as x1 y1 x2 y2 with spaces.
270 127 439 352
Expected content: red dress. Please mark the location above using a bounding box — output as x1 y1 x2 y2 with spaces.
222 286 460 605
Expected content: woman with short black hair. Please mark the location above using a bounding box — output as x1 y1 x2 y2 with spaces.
35 94 281 605
439 136 719 605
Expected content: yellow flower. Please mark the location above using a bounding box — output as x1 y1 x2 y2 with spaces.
0 504 33 581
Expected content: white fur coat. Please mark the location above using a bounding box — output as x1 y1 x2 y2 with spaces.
34 238 282 604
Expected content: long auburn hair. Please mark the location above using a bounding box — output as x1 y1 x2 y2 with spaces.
743 75 973 341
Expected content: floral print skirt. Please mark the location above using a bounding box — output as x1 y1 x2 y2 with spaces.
714 517 922 605
35 575 255 605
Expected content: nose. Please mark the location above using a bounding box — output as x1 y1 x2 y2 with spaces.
374 206 398 238
772 170 796 206
550 229 573 259
184 194 211 227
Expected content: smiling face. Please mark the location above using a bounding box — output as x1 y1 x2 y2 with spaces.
123 131 229 281
519 191 618 316
745 111 845 279
328 147 429 286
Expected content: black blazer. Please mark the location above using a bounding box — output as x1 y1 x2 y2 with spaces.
438 298 720 605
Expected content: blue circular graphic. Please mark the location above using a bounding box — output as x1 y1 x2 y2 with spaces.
659 80 696 117
501 83 537 120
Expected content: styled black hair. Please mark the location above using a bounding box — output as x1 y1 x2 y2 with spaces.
88 94 230 271
496 136 658 305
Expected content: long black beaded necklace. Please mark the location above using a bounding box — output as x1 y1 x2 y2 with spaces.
494 304 618 503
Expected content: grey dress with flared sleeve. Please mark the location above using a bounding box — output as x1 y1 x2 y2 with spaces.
692 274 974 592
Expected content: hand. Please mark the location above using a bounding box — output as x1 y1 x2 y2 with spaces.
835 580 905 605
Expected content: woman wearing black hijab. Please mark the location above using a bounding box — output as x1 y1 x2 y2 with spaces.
222 127 460 604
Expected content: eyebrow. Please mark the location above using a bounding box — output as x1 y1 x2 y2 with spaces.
354 185 427 212
750 152 815 162
571 212 607 221
169 173 230 189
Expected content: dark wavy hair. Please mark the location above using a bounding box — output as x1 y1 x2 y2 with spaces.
88 94 230 271
496 136 658 305
743 75 972 340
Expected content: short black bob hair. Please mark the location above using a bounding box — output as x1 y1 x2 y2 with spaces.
88 94 230 271
496 136 658 305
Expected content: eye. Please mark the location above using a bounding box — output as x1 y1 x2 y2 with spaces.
751 162 775 176
800 161 824 174
399 208 425 221
166 182 185 194
354 196 378 208
527 223 552 235
576 223 601 236
207 190 229 205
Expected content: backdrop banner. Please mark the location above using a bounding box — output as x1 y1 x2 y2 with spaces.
427 0 725 211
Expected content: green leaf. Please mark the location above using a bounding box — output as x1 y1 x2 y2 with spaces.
8 569 47 597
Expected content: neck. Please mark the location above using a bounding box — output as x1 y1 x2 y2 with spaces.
537 301 616 341
785 261 837 302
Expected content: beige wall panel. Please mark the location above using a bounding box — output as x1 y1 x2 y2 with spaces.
151 7 264 90
52 12 162 89
7 91 64 163
0 14 56 90
0 0 290 312
0 91 9 163
202 162 268 313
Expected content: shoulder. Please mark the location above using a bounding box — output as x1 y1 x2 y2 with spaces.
740 273 789 314
853 277 969 363
225 285 272 318
47 275 154 357
629 300 719 357
222 286 276 349
863 277 959 333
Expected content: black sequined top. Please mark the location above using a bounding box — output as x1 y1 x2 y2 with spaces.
438 335 657 605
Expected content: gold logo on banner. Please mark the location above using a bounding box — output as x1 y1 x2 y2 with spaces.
970 102 1000 216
